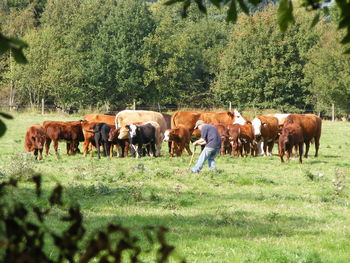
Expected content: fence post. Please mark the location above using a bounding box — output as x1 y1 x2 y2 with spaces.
332 103 335 122
229 102 232 111
158 102 161 112
41 98 45 115
133 99 136 110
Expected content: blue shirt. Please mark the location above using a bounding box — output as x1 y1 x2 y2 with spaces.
201 124 221 149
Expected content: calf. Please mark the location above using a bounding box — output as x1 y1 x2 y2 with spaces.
226 124 241 157
279 123 304 163
43 121 83 156
24 125 46 160
108 126 130 157
94 123 111 159
80 120 98 157
127 123 157 158
163 126 192 157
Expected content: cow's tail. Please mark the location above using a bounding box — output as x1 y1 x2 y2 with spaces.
171 111 178 129
115 113 120 128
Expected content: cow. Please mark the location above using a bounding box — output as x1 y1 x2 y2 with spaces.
162 113 172 129
108 127 130 157
238 122 257 157
279 123 304 163
226 124 241 157
94 123 112 159
170 109 244 131
251 116 279 156
211 123 230 155
283 114 322 158
116 110 166 156
24 125 46 160
126 122 158 158
84 114 115 126
163 125 192 157
80 120 98 157
43 121 83 156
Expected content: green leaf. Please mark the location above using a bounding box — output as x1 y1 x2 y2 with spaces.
310 12 320 29
226 0 237 23
278 0 295 32
0 112 13 119
0 120 6 137
181 0 191 18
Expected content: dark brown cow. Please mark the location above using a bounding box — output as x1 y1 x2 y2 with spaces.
284 114 322 158
279 123 304 163
239 122 257 157
84 114 115 126
226 124 241 157
162 113 172 129
108 126 130 157
24 125 46 160
163 125 192 157
252 116 279 156
43 121 83 156
211 123 230 155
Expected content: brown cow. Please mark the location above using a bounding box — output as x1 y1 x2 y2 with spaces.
162 113 172 129
108 126 130 157
170 109 244 131
211 123 230 155
226 124 241 157
163 125 192 157
239 122 257 157
80 120 98 157
43 121 83 156
279 123 304 163
84 114 115 126
283 114 322 158
25 125 46 160
252 116 279 156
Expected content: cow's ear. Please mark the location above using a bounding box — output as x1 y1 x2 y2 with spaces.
126 125 130 129
227 111 234 118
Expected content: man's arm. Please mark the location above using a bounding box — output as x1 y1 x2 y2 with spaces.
193 138 206 146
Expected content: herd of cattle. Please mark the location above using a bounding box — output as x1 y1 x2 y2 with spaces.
24 109 322 164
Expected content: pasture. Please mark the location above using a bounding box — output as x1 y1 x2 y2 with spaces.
0 112 350 262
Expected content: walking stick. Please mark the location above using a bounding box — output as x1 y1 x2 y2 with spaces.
188 145 197 169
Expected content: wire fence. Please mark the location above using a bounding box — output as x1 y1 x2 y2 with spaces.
0 103 348 121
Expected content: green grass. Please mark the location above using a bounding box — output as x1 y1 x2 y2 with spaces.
1 112 350 262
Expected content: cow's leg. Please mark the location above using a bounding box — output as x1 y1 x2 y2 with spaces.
287 149 291 162
304 141 310 158
279 149 284 162
267 141 274 156
53 140 59 156
170 141 175 157
168 141 171 154
83 140 89 157
124 143 129 158
45 138 51 155
263 141 268 156
151 142 156 157
34 149 38 160
66 142 71 155
315 136 320 157
95 137 101 159
299 142 303 163
38 149 43 160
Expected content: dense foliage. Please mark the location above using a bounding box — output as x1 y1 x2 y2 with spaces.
0 0 349 114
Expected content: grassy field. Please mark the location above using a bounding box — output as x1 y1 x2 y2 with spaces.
0 112 350 262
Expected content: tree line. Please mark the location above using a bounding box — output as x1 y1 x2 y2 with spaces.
0 0 349 116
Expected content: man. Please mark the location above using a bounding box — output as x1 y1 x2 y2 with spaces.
192 120 221 173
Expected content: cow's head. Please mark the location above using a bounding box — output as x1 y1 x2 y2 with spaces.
163 129 174 142
33 133 45 149
128 124 140 139
232 109 246 125
118 126 130 140
252 117 265 139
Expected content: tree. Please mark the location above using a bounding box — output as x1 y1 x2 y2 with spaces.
214 5 319 112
